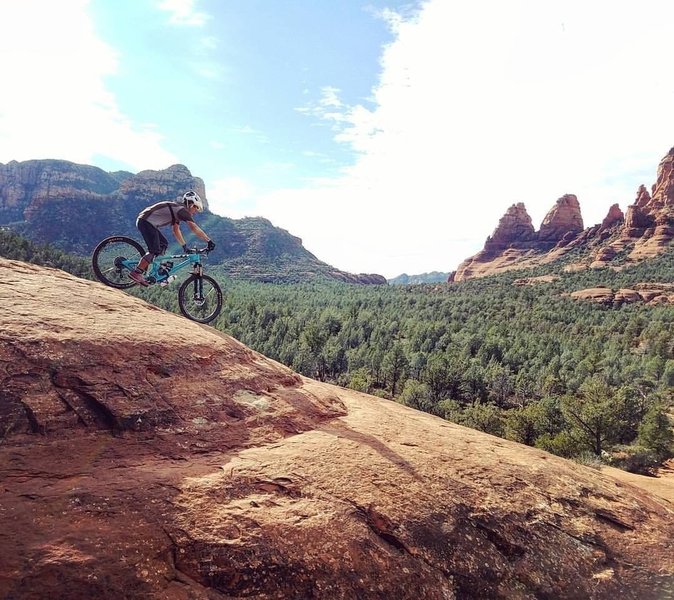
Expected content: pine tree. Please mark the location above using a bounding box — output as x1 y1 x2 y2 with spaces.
638 405 674 460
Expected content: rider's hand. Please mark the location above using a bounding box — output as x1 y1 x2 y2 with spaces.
207 239 215 251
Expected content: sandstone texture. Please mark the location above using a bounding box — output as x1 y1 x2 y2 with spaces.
538 194 584 243
569 283 674 306
483 202 536 254
1 258 673 599
118 165 207 206
453 148 674 281
568 287 616 305
600 203 624 230
512 275 559 286
0 160 206 224
454 195 584 281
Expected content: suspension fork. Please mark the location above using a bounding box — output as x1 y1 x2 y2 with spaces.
192 263 203 300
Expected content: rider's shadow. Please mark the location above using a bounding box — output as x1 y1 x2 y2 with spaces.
317 421 424 482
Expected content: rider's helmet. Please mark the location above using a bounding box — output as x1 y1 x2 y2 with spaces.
182 190 204 212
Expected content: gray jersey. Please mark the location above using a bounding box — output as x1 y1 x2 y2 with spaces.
137 201 194 228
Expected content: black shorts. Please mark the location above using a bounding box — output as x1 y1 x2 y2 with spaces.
137 218 168 256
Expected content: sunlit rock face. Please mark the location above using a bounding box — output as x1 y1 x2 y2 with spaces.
452 147 674 280
599 203 624 231
538 194 584 244
454 195 583 281
1 257 673 599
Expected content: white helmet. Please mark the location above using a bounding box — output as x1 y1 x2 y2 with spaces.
182 190 204 212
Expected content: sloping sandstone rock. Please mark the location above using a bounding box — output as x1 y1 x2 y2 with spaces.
650 147 674 209
512 274 559 286
569 284 674 306
634 282 674 303
454 203 536 281
1 258 673 599
569 287 615 305
613 288 642 304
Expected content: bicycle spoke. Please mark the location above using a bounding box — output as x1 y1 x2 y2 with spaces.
178 275 223 323
92 237 144 289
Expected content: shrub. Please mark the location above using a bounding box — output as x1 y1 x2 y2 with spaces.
535 431 579 458
608 445 660 475
398 379 431 411
637 405 674 460
455 402 504 437
572 452 603 470
347 368 371 393
437 399 462 421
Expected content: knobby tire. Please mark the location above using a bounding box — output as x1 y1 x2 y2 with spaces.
178 274 223 324
92 236 144 289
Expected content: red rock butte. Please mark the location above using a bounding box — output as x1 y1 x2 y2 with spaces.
1 257 673 599
451 147 674 281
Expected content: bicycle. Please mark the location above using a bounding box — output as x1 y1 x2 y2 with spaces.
92 235 223 324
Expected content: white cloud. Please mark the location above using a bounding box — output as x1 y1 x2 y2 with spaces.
3 0 673 281
0 0 177 170
229 125 270 145
157 0 208 26
296 87 349 129
207 177 256 218
248 0 674 278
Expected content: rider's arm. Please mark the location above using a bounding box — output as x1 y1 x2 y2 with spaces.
172 222 187 247
187 221 211 243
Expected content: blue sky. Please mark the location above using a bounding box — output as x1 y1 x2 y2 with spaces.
2 0 674 278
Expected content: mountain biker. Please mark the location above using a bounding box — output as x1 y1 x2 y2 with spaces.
128 191 215 286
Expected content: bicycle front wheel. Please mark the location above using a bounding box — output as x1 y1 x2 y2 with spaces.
92 236 145 289
178 274 223 324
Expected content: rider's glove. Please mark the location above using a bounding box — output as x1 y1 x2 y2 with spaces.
207 239 215 251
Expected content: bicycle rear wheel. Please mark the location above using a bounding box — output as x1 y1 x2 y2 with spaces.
92 236 145 289
178 274 223 323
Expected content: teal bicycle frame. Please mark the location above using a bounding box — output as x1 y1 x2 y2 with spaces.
93 236 223 323
125 250 205 286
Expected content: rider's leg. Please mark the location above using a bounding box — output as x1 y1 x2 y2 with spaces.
129 220 163 285
135 254 153 273
134 219 163 274
158 231 168 256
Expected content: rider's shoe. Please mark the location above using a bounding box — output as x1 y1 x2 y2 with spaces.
128 269 150 287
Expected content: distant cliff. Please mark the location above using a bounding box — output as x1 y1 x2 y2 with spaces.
388 271 450 285
451 147 674 281
0 159 386 284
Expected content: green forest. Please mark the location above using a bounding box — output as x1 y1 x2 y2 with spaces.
2 229 673 474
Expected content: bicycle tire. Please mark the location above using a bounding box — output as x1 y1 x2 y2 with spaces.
178 274 223 324
92 236 145 289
